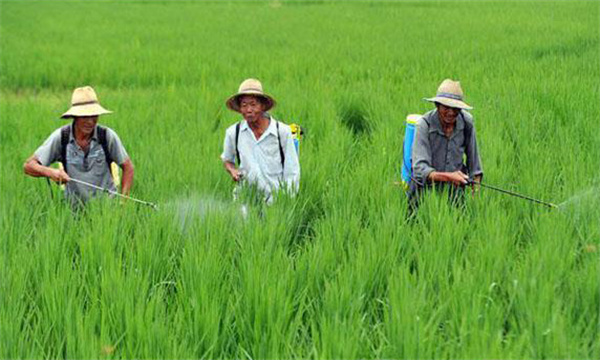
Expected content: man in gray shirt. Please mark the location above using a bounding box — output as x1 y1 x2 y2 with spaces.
409 79 483 212
24 86 134 204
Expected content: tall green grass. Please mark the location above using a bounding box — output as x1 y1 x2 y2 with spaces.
1 1 599 358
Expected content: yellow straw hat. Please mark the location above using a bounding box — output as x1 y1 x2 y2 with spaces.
226 78 276 113
61 86 112 119
424 79 473 110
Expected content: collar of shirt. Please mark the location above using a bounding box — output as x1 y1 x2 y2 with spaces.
68 123 99 144
239 115 278 142
428 110 465 139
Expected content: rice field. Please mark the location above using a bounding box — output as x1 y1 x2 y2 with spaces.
1 1 599 358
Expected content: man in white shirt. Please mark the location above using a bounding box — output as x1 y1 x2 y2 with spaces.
221 78 300 204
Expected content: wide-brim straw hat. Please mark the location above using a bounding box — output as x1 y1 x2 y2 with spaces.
226 78 276 113
424 79 473 110
61 86 112 119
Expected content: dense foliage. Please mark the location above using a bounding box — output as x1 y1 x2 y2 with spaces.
1 1 599 358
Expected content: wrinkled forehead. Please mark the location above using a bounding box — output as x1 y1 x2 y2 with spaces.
436 102 460 112
74 115 99 121
238 95 263 105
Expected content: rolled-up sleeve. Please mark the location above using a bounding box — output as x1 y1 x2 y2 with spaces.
466 126 483 180
282 129 300 194
411 119 435 185
34 128 62 166
106 128 130 165
220 126 236 163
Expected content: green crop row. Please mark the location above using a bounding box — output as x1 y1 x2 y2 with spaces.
1 1 598 358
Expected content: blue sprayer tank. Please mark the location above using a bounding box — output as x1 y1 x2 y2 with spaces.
401 114 422 191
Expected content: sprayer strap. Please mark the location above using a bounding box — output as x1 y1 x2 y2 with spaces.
96 126 114 172
60 125 71 172
235 122 241 166
276 121 285 169
234 120 285 170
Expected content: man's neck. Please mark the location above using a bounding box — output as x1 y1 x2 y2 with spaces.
248 115 270 137
439 119 455 137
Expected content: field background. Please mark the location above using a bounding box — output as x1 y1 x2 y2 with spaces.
1 1 599 358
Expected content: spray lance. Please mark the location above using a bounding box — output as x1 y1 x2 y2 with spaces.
46 162 158 210
393 177 558 209
68 178 158 210
467 179 558 209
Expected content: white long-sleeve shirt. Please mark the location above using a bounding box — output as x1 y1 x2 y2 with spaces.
221 117 300 202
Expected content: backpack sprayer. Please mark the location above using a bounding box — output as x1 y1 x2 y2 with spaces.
401 114 421 191
400 114 558 209
290 123 304 154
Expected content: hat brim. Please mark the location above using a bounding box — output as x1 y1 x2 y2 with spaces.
424 97 473 110
226 91 276 113
61 103 112 119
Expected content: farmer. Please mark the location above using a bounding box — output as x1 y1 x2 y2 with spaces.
221 78 300 204
408 79 483 211
23 86 134 204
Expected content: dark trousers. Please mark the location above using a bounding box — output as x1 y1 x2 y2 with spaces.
407 181 466 218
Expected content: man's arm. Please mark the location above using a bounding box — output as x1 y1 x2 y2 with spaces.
221 126 241 182
223 161 241 182
120 158 134 195
105 128 135 194
23 155 70 183
24 130 69 183
466 123 483 182
428 170 469 186
464 118 483 192
411 119 435 185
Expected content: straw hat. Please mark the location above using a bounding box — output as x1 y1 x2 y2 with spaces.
424 79 473 110
226 78 276 113
60 86 112 119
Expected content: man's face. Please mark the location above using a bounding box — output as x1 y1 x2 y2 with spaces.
437 103 460 125
74 116 98 136
239 95 265 124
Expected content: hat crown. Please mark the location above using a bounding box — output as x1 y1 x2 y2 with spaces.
226 78 276 113
238 78 264 94
436 79 464 100
71 86 99 106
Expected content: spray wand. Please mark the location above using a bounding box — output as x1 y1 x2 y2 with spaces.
468 180 558 209
69 178 158 210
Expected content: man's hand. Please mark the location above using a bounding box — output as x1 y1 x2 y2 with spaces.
120 159 134 196
223 161 242 182
429 170 469 186
49 168 70 184
229 168 242 182
447 171 469 186
24 156 71 184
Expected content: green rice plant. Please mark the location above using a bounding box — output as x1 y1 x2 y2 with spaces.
1 1 599 359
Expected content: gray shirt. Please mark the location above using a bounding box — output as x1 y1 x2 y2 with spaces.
34 124 129 202
412 109 483 185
